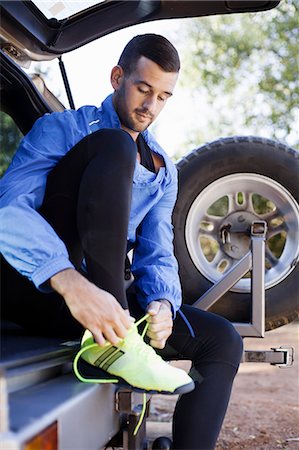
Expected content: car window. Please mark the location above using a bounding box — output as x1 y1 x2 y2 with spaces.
0 112 23 177
32 0 106 20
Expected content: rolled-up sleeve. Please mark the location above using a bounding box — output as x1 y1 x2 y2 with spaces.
131 170 182 314
0 110 87 290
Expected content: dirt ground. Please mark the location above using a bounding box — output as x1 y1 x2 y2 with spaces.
147 321 299 450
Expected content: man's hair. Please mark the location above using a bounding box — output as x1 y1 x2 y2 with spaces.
118 34 180 75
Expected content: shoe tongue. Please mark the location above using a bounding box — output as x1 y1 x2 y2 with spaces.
120 326 160 362
123 324 141 344
119 325 145 349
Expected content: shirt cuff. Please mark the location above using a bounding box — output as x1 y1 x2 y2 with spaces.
31 256 75 292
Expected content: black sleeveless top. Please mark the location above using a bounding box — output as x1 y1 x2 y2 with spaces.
137 135 156 173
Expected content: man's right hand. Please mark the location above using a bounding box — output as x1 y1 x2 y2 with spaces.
50 268 134 346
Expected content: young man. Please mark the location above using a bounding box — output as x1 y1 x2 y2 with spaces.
1 34 243 449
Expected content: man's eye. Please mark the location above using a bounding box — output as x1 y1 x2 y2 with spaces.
138 87 149 94
158 96 167 102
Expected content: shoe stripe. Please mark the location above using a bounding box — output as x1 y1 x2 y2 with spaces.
94 346 118 368
102 349 125 371
100 348 120 369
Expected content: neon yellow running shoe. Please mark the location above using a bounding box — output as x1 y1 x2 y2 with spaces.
74 315 195 395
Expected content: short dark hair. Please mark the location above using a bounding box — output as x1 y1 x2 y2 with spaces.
118 34 180 75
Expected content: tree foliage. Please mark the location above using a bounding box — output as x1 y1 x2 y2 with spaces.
181 0 298 148
0 62 56 177
0 112 22 177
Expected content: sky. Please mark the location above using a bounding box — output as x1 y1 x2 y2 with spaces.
28 7 296 157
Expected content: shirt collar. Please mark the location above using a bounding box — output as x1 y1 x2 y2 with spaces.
100 94 122 129
99 94 167 161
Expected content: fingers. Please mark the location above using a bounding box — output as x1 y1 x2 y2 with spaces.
113 320 131 340
146 320 172 350
145 300 173 349
96 304 135 346
63 278 135 347
122 310 135 328
146 325 172 342
147 301 161 316
103 328 122 347
149 338 167 349
146 319 172 333
146 301 172 323
92 321 129 346
92 330 106 347
94 310 134 346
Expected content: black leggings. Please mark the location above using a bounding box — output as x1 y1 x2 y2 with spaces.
2 129 243 449
2 129 134 334
166 307 243 450
129 298 243 450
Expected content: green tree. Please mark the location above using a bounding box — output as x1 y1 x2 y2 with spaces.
0 61 60 177
180 0 298 148
0 112 22 177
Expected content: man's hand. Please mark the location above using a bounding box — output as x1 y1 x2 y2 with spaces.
50 268 134 346
146 300 173 349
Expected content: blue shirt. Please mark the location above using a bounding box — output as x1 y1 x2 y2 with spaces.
0 94 182 313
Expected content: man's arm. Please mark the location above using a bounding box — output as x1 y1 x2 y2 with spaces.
50 269 133 346
132 170 182 348
0 111 85 288
0 111 133 344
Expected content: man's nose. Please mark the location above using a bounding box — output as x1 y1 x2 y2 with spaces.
142 96 157 114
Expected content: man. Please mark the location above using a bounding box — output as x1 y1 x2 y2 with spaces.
1 34 243 449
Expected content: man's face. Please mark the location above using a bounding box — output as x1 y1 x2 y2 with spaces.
112 56 178 139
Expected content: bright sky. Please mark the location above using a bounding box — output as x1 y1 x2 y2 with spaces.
27 2 297 155
37 18 198 159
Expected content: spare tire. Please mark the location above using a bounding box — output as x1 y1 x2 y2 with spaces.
173 136 299 331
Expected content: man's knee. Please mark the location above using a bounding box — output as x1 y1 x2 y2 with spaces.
212 315 244 367
85 128 137 165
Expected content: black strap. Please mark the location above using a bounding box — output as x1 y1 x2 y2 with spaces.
124 135 155 280
137 135 155 173
124 256 131 280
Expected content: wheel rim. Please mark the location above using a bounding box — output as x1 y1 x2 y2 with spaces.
185 173 299 292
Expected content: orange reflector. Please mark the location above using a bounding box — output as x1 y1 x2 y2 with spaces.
24 421 58 450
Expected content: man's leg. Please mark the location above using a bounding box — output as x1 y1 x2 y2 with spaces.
127 294 243 448
162 305 244 450
40 128 136 304
2 129 137 337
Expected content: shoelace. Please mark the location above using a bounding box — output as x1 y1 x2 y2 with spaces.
73 314 150 435
120 323 161 364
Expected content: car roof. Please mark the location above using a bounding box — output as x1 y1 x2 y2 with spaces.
0 0 280 64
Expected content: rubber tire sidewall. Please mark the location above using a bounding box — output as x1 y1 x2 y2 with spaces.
174 137 299 330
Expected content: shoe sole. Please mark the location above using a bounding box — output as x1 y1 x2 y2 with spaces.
76 358 195 395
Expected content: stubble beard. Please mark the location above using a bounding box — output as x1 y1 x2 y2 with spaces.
113 88 153 134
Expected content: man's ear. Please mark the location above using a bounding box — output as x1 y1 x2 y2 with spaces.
111 65 124 90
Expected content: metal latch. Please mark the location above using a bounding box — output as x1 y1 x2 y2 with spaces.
251 220 267 237
270 346 294 368
244 346 294 367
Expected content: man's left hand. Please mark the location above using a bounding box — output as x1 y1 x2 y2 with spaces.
146 300 173 349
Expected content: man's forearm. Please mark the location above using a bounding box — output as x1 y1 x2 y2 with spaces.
49 268 133 346
50 268 84 296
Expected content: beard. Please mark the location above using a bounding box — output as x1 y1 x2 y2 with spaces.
113 85 154 133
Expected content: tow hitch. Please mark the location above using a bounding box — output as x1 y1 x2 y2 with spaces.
194 220 295 367
244 346 294 368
